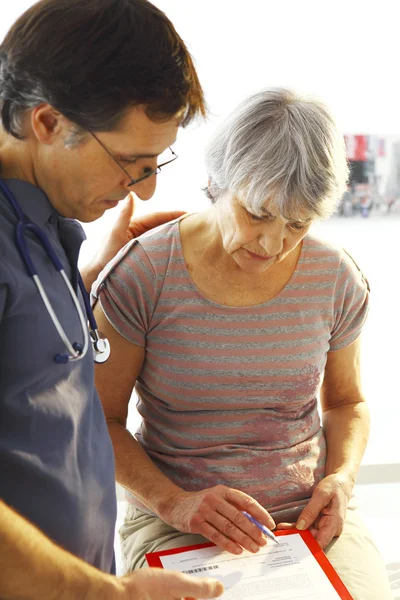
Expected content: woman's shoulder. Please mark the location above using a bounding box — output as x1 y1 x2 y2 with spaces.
113 217 180 267
92 219 182 299
304 233 343 260
304 233 368 289
136 217 181 249
304 233 354 268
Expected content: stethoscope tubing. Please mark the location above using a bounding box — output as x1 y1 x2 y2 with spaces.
0 178 97 363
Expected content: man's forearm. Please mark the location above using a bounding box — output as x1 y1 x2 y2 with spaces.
108 421 183 517
322 401 370 483
0 501 118 600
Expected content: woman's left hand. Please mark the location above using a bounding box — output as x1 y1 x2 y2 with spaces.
276 472 354 549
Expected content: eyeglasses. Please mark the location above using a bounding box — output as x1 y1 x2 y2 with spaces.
89 130 178 187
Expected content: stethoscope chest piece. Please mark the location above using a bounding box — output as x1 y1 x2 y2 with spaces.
91 330 111 364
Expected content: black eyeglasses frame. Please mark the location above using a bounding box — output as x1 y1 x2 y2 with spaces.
89 130 178 187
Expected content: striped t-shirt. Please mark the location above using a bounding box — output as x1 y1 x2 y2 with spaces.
94 219 369 520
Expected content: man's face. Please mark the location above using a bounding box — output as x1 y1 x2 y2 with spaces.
36 106 179 222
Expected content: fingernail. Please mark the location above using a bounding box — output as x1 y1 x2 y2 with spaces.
251 543 259 553
296 519 306 530
234 546 243 555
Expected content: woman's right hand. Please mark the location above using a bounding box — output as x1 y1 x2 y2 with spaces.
160 485 275 555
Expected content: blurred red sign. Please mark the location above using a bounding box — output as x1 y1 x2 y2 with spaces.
345 134 368 161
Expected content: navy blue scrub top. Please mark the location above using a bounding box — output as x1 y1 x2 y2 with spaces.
0 180 117 573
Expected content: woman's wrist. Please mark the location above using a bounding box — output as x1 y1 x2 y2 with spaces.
326 468 357 499
156 486 187 521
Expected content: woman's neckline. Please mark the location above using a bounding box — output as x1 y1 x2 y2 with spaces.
175 215 309 310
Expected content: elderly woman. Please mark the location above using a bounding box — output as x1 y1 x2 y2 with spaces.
93 89 392 599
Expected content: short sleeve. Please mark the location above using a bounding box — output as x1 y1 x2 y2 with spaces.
329 250 370 351
92 240 157 347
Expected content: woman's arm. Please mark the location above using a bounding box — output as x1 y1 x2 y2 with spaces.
321 338 370 483
93 304 275 555
293 338 370 548
93 303 182 512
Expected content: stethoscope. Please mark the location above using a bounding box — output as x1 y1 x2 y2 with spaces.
0 178 110 365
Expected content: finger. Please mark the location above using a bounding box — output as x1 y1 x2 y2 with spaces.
216 504 267 546
296 489 332 531
225 488 276 530
275 522 296 530
163 571 224 599
314 515 341 549
118 193 135 223
314 525 335 549
130 209 186 232
208 511 265 553
200 521 243 555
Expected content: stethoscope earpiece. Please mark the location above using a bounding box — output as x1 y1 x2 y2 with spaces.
54 353 70 365
73 342 84 354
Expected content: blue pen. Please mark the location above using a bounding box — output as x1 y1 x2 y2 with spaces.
243 511 280 545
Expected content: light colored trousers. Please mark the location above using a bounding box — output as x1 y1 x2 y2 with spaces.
120 503 393 600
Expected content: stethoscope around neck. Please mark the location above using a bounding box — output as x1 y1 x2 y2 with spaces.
0 178 110 365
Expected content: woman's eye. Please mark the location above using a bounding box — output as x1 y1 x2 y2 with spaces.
289 222 306 231
248 211 268 222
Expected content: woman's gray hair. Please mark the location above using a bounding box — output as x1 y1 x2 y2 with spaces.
205 88 349 220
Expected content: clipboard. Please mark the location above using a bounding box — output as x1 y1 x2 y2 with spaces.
146 528 354 600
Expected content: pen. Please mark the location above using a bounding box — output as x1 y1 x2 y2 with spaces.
243 511 280 545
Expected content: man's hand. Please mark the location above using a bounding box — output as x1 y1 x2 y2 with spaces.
276 472 353 549
82 193 185 290
117 568 224 600
104 192 186 260
160 485 275 555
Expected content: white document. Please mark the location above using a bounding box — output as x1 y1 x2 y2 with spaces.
159 533 346 599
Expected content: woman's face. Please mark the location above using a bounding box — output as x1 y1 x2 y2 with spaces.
215 192 313 274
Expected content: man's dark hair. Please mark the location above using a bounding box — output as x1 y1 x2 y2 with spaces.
0 0 206 139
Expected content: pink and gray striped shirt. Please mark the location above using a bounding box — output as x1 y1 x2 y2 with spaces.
94 219 369 520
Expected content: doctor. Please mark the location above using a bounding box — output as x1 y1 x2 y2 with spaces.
0 1 223 599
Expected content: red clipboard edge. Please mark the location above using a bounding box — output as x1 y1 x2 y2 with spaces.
291 529 354 600
145 529 353 600
146 541 215 568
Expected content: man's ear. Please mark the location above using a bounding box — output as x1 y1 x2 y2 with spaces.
30 104 66 145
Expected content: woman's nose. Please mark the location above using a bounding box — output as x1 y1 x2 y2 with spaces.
259 228 284 255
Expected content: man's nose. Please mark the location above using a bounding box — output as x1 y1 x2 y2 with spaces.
124 172 158 201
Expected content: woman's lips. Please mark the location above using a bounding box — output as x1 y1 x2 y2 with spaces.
246 249 273 260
